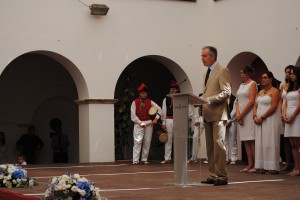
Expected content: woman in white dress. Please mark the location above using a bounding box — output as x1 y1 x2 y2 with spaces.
283 66 300 176
236 65 257 173
253 71 281 174
279 65 294 171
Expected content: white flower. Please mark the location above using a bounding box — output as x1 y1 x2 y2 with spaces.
78 189 86 196
54 185 63 191
7 166 15 174
29 179 34 187
4 174 11 180
73 174 80 179
90 185 95 190
62 174 70 181
51 177 58 184
71 186 78 192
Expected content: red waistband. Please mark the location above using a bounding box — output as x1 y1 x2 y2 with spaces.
166 116 173 119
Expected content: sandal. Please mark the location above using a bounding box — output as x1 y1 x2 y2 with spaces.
247 168 257 173
161 160 171 164
187 160 197 164
287 170 296 176
288 170 300 176
240 168 249 173
132 161 139 165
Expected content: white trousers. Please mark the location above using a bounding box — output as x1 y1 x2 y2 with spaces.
132 120 153 162
224 121 238 162
190 122 205 161
164 119 174 161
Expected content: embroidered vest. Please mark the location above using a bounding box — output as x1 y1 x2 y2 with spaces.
166 96 173 117
135 98 152 121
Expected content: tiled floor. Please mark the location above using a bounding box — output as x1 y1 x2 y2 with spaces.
4 161 300 200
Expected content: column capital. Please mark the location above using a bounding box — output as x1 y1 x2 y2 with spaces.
75 99 118 105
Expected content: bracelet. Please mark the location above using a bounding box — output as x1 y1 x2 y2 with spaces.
253 115 257 119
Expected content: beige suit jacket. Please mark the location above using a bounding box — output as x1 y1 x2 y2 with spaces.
202 63 231 122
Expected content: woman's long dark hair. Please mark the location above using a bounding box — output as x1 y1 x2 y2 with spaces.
285 65 294 83
263 71 278 88
288 66 300 92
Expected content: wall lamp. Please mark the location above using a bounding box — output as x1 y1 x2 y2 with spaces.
89 4 109 15
78 0 109 15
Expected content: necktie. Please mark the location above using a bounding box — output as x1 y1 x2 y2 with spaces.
204 68 211 86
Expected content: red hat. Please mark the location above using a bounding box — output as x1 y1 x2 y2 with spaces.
137 83 148 92
170 80 179 89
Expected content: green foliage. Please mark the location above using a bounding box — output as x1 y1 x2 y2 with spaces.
114 73 136 160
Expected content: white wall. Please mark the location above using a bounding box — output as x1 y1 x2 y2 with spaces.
2 0 299 96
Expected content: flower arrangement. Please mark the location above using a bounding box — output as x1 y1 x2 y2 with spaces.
43 173 103 200
0 164 36 189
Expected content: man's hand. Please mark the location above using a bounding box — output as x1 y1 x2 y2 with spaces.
152 118 158 124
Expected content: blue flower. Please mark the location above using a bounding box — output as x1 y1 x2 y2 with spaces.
12 169 25 179
77 181 91 198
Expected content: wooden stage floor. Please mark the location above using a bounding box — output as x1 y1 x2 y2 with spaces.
3 161 300 200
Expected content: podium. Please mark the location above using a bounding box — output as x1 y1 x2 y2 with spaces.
171 93 207 185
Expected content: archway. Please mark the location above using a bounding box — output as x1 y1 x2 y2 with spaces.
227 52 268 95
114 55 192 161
0 52 81 164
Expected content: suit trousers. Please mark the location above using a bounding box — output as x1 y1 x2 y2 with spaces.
204 120 228 181
132 120 153 162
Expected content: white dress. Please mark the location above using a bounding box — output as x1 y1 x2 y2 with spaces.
284 90 300 137
254 95 281 171
236 81 256 141
281 89 287 135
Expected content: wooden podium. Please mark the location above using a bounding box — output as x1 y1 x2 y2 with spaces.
171 93 207 185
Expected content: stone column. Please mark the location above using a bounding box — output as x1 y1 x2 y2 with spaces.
75 99 118 163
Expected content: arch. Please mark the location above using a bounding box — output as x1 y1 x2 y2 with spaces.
114 55 193 160
30 51 89 99
227 51 268 95
0 51 83 163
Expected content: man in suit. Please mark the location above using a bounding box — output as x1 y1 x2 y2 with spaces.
200 46 231 186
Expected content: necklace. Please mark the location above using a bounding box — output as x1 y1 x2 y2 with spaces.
264 86 272 94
